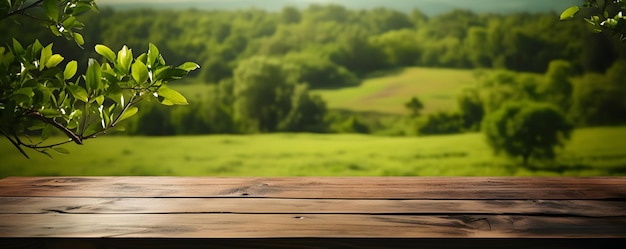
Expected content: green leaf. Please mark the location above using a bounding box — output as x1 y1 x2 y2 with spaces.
131 60 149 84
156 67 187 81
68 109 82 124
39 108 62 117
40 149 53 159
95 95 105 105
107 83 123 105
15 87 34 97
70 1 96 16
136 53 148 64
83 121 102 137
45 54 64 68
560 6 580 20
13 87 34 105
41 124 55 141
12 38 24 55
74 33 85 46
118 106 138 122
147 43 159 68
31 39 43 56
53 147 70 155
116 45 132 74
95 44 116 62
178 62 200 72
49 24 62 36
62 16 77 29
34 86 53 106
157 85 188 105
40 44 53 70
43 0 59 22
64 60 78 79
85 58 102 91
67 84 88 102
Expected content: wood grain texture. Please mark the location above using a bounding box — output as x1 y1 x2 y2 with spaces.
1 197 624 217
0 176 624 199
3 238 622 249
1 213 626 238
0 176 624 248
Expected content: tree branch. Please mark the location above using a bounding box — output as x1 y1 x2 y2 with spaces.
20 11 54 24
27 111 83 145
0 0 45 21
0 129 30 159
24 138 74 150
83 95 143 138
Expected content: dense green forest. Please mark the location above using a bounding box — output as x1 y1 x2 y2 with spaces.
100 0 579 15
3 3 625 137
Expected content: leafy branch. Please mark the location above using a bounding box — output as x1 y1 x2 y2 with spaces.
0 0 199 158
561 0 626 41
0 0 45 21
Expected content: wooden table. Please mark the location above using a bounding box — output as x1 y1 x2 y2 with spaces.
0 177 625 248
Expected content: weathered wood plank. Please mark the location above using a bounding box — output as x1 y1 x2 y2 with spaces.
1 197 624 217
1 213 625 238
1 177 624 199
3 238 620 249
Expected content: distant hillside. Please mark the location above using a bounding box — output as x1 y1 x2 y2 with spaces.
99 0 582 15
311 67 478 115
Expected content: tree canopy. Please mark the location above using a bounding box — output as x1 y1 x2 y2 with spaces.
482 101 574 166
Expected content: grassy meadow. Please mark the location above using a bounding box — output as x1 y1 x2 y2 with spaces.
2 126 626 177
171 67 481 115
312 67 478 115
2 67 624 177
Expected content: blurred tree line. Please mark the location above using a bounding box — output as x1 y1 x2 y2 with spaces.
3 4 625 136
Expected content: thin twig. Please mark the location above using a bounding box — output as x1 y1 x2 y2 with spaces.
0 129 30 159
84 95 143 138
28 111 83 144
23 138 74 150
0 0 45 21
20 11 54 24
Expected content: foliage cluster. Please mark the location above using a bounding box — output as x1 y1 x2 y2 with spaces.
0 0 197 157
5 4 626 86
561 0 626 41
46 4 618 138
482 101 573 166
407 56 625 164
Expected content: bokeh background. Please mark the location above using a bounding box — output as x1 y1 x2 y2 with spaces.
3 0 626 177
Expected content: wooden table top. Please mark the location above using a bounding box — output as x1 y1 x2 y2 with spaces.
0 176 625 248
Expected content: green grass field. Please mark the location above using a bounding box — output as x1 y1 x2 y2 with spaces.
312 67 479 115
2 126 625 177
2 67 623 177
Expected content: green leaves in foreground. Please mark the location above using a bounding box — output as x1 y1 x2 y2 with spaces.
0 0 200 159
560 6 580 20
561 1 626 41
0 41 198 158
158 85 188 105
95 44 116 62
